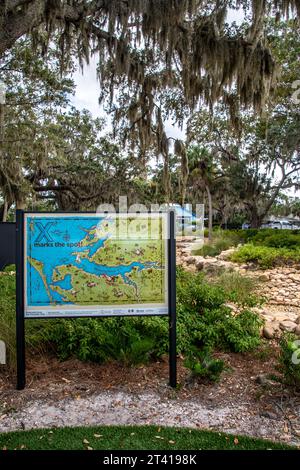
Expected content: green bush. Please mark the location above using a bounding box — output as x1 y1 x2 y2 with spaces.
212 271 263 307
176 268 262 353
196 230 242 257
43 316 167 364
0 273 16 368
263 233 299 248
184 347 225 382
200 239 233 257
236 229 260 242
247 230 300 249
0 269 262 373
0 272 55 369
2 264 16 272
230 244 300 268
278 333 300 389
198 228 300 267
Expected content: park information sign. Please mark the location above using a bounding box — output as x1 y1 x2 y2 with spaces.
16 210 176 390
24 213 169 318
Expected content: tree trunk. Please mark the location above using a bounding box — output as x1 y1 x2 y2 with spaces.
0 1 46 56
249 206 263 228
1 199 8 222
206 185 213 240
180 173 188 207
248 175 290 228
16 199 26 210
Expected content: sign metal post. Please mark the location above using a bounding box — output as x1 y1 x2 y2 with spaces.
168 210 177 388
16 209 26 390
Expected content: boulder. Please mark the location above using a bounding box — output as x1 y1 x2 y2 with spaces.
279 320 297 333
217 248 236 260
186 256 195 265
263 326 275 340
195 260 204 271
295 325 300 336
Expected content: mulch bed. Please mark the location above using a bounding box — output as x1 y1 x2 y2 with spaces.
0 342 298 411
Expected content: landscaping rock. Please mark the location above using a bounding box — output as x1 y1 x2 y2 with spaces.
263 326 275 340
295 325 300 337
195 260 204 271
279 321 297 333
217 248 236 260
176 240 300 334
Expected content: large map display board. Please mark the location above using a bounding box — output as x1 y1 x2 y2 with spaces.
24 213 168 318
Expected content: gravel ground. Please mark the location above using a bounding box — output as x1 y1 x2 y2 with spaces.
0 390 299 446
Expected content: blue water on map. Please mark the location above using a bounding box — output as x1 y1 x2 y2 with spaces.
26 217 160 306
53 273 73 291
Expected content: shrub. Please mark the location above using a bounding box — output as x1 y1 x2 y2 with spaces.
257 232 300 249
0 272 16 368
200 239 233 257
176 268 262 353
43 316 166 364
0 269 262 373
218 309 262 352
196 230 242 257
237 228 260 242
212 271 263 307
184 347 225 383
278 333 300 389
176 268 226 311
0 272 60 370
2 264 16 273
236 229 300 249
230 244 300 268
177 305 262 353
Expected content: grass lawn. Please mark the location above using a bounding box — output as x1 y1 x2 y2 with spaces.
0 425 296 450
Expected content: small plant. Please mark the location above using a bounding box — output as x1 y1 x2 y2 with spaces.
44 317 164 365
278 333 300 389
196 231 241 258
119 337 156 365
252 343 273 362
184 347 225 382
212 271 263 307
0 272 17 369
2 264 16 272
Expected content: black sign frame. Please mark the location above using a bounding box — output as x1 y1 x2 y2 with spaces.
15 210 177 390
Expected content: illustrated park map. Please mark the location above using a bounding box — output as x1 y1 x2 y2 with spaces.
24 214 168 317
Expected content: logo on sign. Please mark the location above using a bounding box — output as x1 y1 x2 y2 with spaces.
35 222 55 243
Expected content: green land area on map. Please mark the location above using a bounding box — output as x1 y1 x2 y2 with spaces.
27 216 166 306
